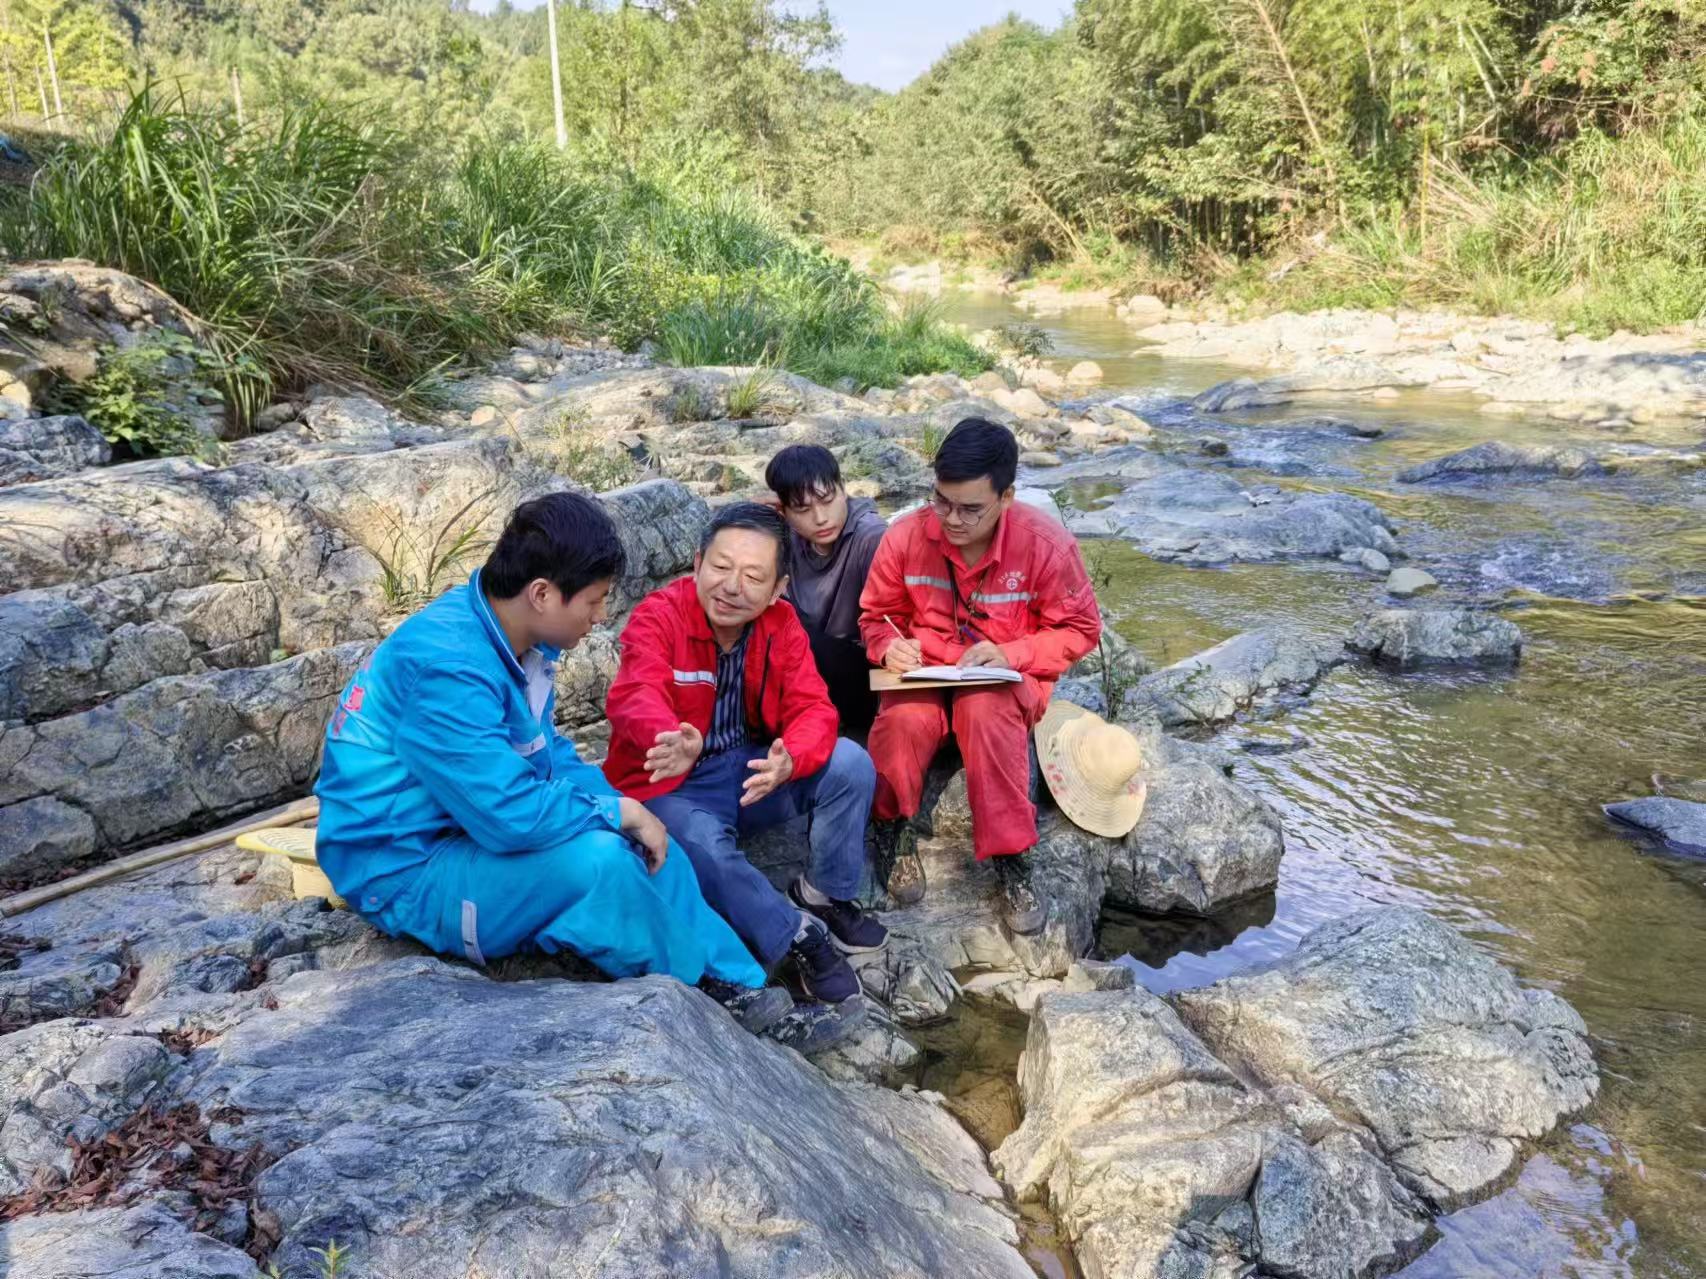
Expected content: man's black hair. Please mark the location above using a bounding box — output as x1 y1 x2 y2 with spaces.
482 491 626 600
764 444 843 508
699 500 792 580
934 417 1018 494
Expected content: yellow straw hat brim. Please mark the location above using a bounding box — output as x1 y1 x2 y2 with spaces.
1034 699 1147 839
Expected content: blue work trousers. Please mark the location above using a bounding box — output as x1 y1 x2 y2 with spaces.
646 738 876 967
363 757 766 989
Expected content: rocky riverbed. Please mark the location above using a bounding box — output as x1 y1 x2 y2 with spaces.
0 260 1675 1278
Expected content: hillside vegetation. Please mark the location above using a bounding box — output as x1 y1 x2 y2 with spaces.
2 0 1702 352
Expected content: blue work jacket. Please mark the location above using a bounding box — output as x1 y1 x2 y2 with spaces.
313 570 623 917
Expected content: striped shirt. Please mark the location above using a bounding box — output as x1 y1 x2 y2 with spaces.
704 628 751 756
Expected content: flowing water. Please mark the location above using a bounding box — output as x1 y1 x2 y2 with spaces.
933 292 1706 1278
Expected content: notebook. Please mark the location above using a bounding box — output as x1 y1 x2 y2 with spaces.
902 665 1023 683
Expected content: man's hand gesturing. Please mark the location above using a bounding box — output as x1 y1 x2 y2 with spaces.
646 721 704 783
741 738 794 807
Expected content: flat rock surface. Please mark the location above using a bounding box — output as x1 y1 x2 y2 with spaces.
1123 628 1344 728
1063 469 1398 565
1397 440 1606 483
183 959 1030 1279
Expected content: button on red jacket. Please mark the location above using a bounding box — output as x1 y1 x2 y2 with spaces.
857 500 1102 690
603 576 840 801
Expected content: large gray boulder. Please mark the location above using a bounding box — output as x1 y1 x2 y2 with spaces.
994 907 1597 1279
0 644 370 876
1175 907 1598 1209
1397 440 1606 483
1122 628 1343 728
994 983 1429 1279
1104 723 1284 915
1603 796 1706 856
0 413 110 486
1064 469 1398 565
1348 608 1523 667
176 958 1032 1279
0 425 706 877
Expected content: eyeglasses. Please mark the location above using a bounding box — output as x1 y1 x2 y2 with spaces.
929 492 994 527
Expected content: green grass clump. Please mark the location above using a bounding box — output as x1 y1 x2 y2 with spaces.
0 87 987 413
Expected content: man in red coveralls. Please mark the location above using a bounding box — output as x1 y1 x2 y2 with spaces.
859 418 1101 934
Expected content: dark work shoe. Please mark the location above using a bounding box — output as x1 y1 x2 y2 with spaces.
873 820 927 907
697 977 794 1035
764 996 868 1056
788 877 888 954
994 852 1046 935
787 916 861 1003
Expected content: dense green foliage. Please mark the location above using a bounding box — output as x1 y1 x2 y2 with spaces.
823 3 1706 331
0 86 985 408
5 0 1702 340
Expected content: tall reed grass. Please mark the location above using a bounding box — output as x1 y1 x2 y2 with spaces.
0 88 987 414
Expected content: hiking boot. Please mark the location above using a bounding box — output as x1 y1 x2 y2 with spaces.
873 819 926 907
764 996 868 1056
787 915 862 1003
788 877 888 954
994 853 1046 935
697 977 794 1035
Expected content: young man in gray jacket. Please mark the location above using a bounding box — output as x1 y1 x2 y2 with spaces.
765 445 888 734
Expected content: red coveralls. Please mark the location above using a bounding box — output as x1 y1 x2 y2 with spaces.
858 501 1101 858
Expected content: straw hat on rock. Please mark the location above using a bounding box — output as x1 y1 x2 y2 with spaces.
1034 699 1147 838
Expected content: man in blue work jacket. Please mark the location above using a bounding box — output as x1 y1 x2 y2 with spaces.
314 492 795 1036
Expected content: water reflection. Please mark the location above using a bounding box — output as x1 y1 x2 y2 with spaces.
935 289 1706 1275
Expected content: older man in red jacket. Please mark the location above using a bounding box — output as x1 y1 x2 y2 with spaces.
605 502 882 1009
860 418 1101 934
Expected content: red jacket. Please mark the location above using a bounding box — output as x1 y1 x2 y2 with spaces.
603 576 840 801
858 501 1101 689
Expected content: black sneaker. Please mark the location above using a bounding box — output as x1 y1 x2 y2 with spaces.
764 997 868 1056
697 977 794 1035
787 916 861 1003
872 820 926 906
994 853 1046 935
787 877 888 954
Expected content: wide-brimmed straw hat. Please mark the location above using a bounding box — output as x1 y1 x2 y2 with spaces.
1034 699 1147 838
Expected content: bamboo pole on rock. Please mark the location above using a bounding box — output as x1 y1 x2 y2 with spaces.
0 796 321 919
545 0 567 150
41 25 59 118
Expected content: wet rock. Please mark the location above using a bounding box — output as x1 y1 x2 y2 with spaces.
0 414 110 486
1102 721 1284 914
1349 608 1523 667
1062 469 1398 565
1386 566 1438 597
180 959 1031 1279
1123 628 1344 728
1603 797 1706 856
1341 546 1392 573
1397 440 1606 483
0 1203 259 1279
1175 907 1597 1209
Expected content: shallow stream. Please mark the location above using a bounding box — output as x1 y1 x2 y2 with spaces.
933 292 1706 1278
